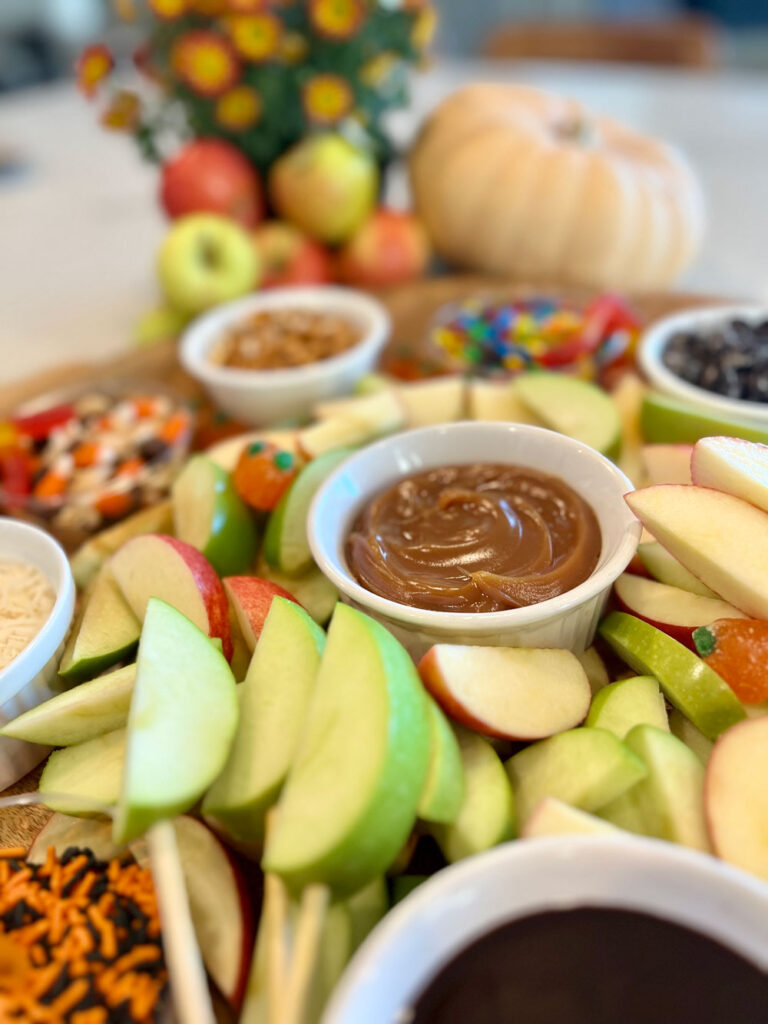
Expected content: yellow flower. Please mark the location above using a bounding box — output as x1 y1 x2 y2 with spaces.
360 51 399 88
227 14 282 62
148 0 187 17
411 3 437 50
226 0 270 11
302 74 354 125
280 30 309 64
188 0 228 12
75 44 114 97
171 31 241 97
309 0 365 40
216 85 263 129
101 89 141 131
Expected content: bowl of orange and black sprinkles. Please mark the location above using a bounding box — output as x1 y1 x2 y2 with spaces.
0 843 167 1023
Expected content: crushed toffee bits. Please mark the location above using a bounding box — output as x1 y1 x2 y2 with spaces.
0 845 167 1023
209 308 362 370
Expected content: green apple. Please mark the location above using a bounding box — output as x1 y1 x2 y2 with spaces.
255 555 337 626
467 379 543 424
113 598 238 843
297 391 404 460
599 725 710 852
70 501 174 590
512 371 622 457
263 448 354 576
27 813 126 864
692 435 768 512
612 372 647 486
641 391 768 445
586 676 669 739
203 597 325 845
576 646 611 695
58 567 140 683
346 877 388 951
669 708 713 764
158 213 259 316
417 698 465 825
599 612 745 740
432 725 515 863
522 796 622 839
172 454 258 577
268 133 378 244
1 663 136 747
133 305 189 348
40 728 126 815
637 540 717 598
395 377 466 428
262 603 430 895
391 875 428 904
505 727 647 827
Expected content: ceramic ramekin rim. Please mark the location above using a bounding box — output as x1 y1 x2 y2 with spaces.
308 421 642 633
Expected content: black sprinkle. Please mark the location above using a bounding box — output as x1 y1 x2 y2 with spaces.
662 318 768 403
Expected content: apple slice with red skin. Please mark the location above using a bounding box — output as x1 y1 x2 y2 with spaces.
110 534 232 660
705 716 768 882
613 573 748 651
641 444 693 485
223 576 300 652
418 645 591 741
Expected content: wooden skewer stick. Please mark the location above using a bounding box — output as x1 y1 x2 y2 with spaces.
282 883 331 1024
265 869 290 1024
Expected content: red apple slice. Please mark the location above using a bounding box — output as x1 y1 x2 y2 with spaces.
613 573 747 650
223 575 300 652
418 645 591 741
110 534 232 659
641 444 693 485
705 716 768 882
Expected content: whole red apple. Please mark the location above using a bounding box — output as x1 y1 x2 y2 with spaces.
253 221 334 288
336 208 431 288
160 139 265 228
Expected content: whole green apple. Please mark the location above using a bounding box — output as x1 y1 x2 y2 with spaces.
158 213 260 316
268 133 378 245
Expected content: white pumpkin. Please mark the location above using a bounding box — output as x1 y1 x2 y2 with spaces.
409 84 705 291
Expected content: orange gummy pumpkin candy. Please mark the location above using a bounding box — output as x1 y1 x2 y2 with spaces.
693 618 768 705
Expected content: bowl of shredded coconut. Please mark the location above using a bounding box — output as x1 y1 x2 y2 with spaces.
0 518 75 787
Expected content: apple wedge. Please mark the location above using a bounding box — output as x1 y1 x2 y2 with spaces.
599 612 745 740
641 391 768 445
58 567 140 682
612 372 647 487
432 725 516 863
637 540 718 599
110 533 232 659
113 598 238 843
69 500 174 590
705 716 768 881
203 596 325 846
396 376 466 427
522 797 622 839
513 372 622 457
586 675 668 739
641 444 693 485
224 575 300 651
1 663 136 747
467 379 543 424
691 436 768 514
40 728 126 815
505 727 647 827
417 698 465 825
613 573 747 650
263 603 430 895
297 390 404 460
576 646 610 695
418 645 591 741
28 813 127 864
669 708 713 765
255 555 338 626
626 484 768 619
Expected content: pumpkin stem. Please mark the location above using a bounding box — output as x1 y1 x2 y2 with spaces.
556 116 597 147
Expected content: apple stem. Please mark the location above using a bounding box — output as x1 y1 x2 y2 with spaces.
282 883 331 1024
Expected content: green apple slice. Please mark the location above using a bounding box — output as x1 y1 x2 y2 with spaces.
432 725 515 863
40 728 126 815
263 448 354 575
113 598 239 843
599 611 745 740
172 454 258 577
203 597 325 845
513 371 622 456
255 556 338 626
70 500 174 590
641 391 768 445
417 698 465 825
600 724 710 852
576 646 610 695
262 603 430 895
637 540 718 599
1 663 136 747
59 567 140 682
468 379 543 424
669 708 714 764
522 797 622 839
505 727 647 827
586 675 669 739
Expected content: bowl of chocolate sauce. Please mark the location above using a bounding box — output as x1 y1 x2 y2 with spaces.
323 836 768 1024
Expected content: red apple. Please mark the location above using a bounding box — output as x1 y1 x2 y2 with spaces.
223 575 300 652
613 573 747 651
252 221 334 288
160 139 264 228
110 534 232 660
336 208 431 288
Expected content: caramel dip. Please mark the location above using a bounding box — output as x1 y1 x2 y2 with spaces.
346 463 601 613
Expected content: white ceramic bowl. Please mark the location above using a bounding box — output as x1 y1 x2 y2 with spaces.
639 304 768 425
0 519 75 788
308 422 640 658
323 835 768 1024
179 286 390 427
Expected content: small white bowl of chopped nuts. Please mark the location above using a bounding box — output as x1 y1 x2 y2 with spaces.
179 286 391 427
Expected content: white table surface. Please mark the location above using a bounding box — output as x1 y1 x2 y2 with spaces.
2 58 768 387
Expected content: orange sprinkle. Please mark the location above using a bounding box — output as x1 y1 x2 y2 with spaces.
0 847 26 859
50 977 90 1015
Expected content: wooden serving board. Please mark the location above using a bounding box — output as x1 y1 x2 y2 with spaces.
0 276 727 851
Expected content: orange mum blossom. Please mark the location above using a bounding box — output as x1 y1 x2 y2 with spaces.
309 0 365 39
101 90 141 132
280 30 309 64
227 0 271 11
411 3 438 50
693 619 768 705
216 85 263 130
75 44 114 98
171 30 241 97
147 0 187 17
187 0 228 12
302 74 354 125
226 13 282 62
